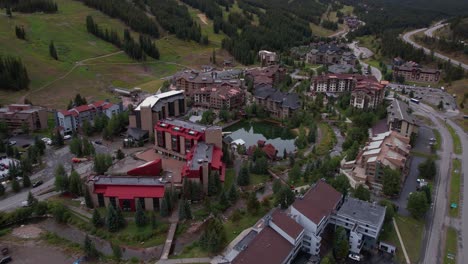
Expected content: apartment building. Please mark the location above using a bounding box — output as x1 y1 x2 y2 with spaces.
229 181 386 263
258 50 278 66
311 73 357 93
188 83 245 110
155 119 224 191
128 91 186 139
341 131 411 193
253 85 301 119
0 104 48 134
350 79 385 110
393 66 441 83
245 65 287 87
387 99 419 137
305 43 356 66
56 100 121 135
173 69 242 94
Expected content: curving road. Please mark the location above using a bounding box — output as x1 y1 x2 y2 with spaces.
424 21 448 38
348 41 382 81
402 25 468 70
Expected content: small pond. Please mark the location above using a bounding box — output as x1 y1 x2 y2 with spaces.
224 120 297 153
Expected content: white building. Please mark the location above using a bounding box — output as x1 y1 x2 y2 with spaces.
56 100 122 135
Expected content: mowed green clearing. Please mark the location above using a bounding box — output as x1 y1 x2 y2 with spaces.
0 0 223 108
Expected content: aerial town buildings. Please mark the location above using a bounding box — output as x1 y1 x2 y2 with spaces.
128 91 186 139
173 69 242 94
341 131 411 194
392 59 441 83
245 65 287 87
56 100 122 135
230 181 386 263
188 83 245 110
0 104 48 134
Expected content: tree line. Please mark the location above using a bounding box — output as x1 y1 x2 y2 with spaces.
78 0 159 38
0 55 30 91
144 0 204 43
0 0 58 13
86 16 160 61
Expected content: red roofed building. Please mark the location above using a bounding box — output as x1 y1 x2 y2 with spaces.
350 79 385 109
247 140 278 160
87 176 165 211
127 159 162 176
155 119 224 193
188 83 245 110
56 100 122 135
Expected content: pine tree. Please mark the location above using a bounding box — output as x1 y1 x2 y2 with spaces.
237 166 250 186
219 189 229 210
228 184 238 203
184 199 192 220
0 183 4 196
84 187 94 208
135 201 147 227
23 174 31 188
54 164 68 193
49 41 58 60
116 207 126 229
212 49 216 64
106 205 119 232
6 6 12 18
84 235 99 259
179 199 187 221
68 170 82 196
111 243 122 261
92 209 103 227
150 211 157 229
247 192 260 215
27 191 37 206
116 149 125 160
12 178 21 193
160 198 169 217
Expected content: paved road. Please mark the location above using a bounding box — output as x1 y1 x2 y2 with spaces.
446 118 468 264
412 101 453 264
348 41 382 81
424 21 447 38
0 142 110 211
402 26 468 70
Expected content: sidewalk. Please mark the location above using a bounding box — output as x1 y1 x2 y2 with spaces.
393 218 411 264
160 203 179 260
156 258 212 264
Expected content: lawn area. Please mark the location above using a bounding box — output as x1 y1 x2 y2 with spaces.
449 159 461 217
395 215 425 263
356 35 379 54
0 0 225 108
444 227 458 264
316 123 337 156
378 223 406 264
170 241 209 259
224 208 268 243
445 123 462 154
310 22 334 37
250 174 270 186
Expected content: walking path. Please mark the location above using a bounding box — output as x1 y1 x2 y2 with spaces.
393 218 411 264
156 258 212 264
160 203 180 260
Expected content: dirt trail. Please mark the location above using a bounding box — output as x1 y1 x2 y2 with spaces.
197 13 208 25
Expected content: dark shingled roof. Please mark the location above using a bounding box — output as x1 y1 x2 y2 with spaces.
271 209 303 239
292 180 342 224
254 86 301 110
232 227 293 264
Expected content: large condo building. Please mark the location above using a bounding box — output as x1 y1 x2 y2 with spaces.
0 104 48 134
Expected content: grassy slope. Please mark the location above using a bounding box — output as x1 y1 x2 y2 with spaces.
0 0 225 108
311 5 353 37
395 215 425 263
444 227 458 264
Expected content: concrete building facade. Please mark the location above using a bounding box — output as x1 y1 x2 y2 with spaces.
128 91 186 138
387 99 419 138
0 104 48 134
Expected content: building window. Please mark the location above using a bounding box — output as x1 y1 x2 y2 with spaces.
97 194 105 207
139 198 146 210
153 198 160 210
157 131 165 148
171 135 179 152
185 138 192 150
110 197 117 208
122 199 132 211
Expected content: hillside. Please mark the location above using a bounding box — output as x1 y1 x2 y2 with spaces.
0 0 229 108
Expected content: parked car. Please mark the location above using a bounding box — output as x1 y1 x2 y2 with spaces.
32 180 43 188
8 141 16 146
42 137 53 145
63 135 72 140
21 201 30 207
94 140 102 145
348 253 362 261
0 256 11 264
72 157 88 163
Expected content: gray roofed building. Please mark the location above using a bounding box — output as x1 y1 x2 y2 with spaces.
328 64 357 74
253 86 301 119
188 142 214 170
387 99 419 137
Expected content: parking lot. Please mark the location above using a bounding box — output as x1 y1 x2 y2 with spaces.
388 83 458 111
